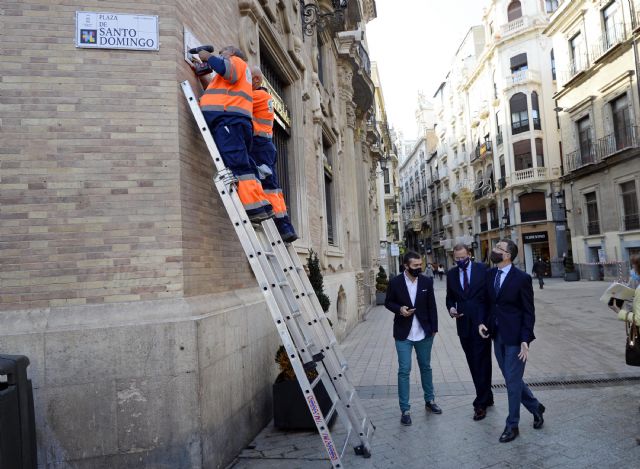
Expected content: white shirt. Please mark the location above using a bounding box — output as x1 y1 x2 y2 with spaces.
404 272 426 341
496 263 512 289
459 262 472 289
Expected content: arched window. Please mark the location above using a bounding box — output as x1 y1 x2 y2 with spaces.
508 1 522 22
531 91 541 130
510 92 529 134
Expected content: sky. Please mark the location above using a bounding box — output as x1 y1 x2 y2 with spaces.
367 0 487 140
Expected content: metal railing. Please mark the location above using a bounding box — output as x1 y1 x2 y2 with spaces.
597 125 639 158
624 214 640 231
590 24 629 63
587 220 600 235
358 44 371 75
564 142 598 172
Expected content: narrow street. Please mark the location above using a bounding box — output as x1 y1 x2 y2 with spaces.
232 279 640 468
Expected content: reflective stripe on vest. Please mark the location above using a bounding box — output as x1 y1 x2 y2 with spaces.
252 88 274 137
200 56 253 118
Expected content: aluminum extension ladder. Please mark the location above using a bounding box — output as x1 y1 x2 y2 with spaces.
181 80 374 467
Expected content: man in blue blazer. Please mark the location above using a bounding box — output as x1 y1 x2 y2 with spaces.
446 243 493 421
385 251 441 426
479 239 545 443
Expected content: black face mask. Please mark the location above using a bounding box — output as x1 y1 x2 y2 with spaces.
407 267 422 277
490 252 504 264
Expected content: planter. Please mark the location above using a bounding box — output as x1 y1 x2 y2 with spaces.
273 375 336 430
375 291 386 305
564 271 580 282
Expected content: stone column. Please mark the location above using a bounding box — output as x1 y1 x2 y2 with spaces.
338 62 361 271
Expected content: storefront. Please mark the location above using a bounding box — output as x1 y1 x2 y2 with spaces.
522 230 551 276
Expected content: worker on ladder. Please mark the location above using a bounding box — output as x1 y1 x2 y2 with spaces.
194 46 274 223
249 66 298 243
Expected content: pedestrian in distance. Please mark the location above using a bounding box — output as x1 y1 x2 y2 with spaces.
384 251 441 426
478 239 545 443
425 263 434 278
445 244 494 421
437 264 445 281
248 66 298 243
192 46 274 224
532 257 546 290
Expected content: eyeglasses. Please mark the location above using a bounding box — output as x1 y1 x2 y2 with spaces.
494 246 510 255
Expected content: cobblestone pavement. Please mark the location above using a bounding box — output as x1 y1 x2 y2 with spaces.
231 279 640 468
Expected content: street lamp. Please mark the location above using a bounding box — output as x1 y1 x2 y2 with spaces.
501 213 510 227
300 0 349 37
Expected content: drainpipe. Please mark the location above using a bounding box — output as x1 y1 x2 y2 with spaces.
627 1 640 124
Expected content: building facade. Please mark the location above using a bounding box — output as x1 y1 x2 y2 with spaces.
432 0 567 275
546 0 640 277
0 0 382 467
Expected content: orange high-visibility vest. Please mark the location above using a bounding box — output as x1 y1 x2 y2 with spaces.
252 88 274 138
200 56 253 119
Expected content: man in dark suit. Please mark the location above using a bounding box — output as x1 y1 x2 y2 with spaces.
479 239 545 443
446 243 493 421
385 251 441 426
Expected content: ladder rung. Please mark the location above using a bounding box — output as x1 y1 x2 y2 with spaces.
325 401 338 422
310 369 325 388
278 280 289 287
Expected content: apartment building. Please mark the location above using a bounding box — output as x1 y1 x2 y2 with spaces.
546 0 640 269
432 0 567 274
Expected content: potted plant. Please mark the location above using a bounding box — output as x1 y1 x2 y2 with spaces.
375 266 389 305
564 254 579 281
272 249 335 430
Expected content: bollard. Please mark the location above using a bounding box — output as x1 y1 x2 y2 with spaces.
0 355 37 469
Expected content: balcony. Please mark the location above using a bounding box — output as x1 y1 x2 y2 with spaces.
511 167 549 186
480 222 488 232
499 16 533 39
455 235 474 246
498 177 508 190
590 25 629 64
564 143 598 172
521 210 547 223
559 54 589 86
442 214 452 227
587 220 600 236
504 69 541 90
440 190 450 204
597 126 639 159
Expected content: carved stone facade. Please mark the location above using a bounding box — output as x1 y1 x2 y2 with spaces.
0 0 381 467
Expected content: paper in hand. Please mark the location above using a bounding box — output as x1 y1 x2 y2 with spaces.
599 282 636 304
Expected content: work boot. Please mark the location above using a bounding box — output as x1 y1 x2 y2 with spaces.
275 217 298 243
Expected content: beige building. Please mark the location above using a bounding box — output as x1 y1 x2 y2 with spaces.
432 0 566 274
0 0 382 467
546 0 640 276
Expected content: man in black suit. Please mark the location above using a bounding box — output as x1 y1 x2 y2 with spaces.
479 239 545 443
385 251 441 426
446 243 493 421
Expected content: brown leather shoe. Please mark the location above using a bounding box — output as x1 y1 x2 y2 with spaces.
473 408 487 421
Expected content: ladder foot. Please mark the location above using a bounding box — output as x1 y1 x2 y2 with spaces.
354 445 371 458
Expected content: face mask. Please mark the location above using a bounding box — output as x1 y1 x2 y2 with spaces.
632 271 640 281
407 267 422 277
456 257 470 269
490 252 504 264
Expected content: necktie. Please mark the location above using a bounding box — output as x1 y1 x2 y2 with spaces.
462 266 469 292
494 269 503 294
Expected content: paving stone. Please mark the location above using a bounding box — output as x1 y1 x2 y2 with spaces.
231 280 640 468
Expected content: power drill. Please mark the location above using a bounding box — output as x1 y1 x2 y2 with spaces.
189 45 215 76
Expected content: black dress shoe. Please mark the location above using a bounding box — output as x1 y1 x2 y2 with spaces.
425 401 442 414
473 408 487 421
400 411 412 426
533 404 545 429
499 426 519 443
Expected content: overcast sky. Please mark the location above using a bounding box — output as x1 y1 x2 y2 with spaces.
367 0 486 140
